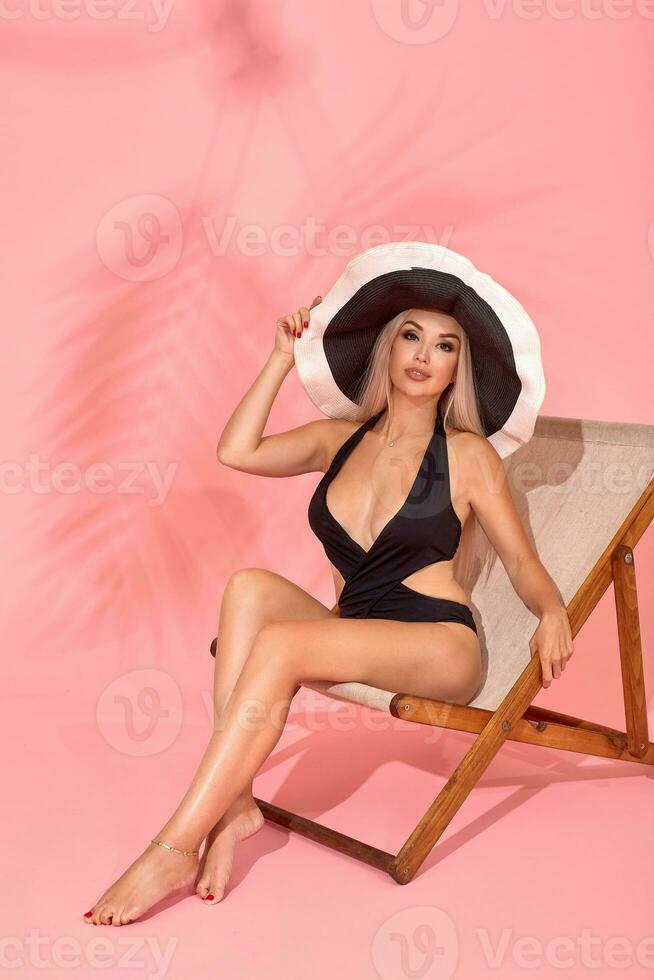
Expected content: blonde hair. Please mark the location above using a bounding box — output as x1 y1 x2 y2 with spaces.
353 308 495 592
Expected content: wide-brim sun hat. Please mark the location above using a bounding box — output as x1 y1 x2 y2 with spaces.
293 241 546 459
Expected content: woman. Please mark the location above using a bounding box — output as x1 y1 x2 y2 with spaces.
83 256 574 926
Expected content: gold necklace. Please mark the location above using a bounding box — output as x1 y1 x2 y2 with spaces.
384 418 439 448
384 429 421 448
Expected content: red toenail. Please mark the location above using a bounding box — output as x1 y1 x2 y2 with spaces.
205 894 214 901
84 911 92 917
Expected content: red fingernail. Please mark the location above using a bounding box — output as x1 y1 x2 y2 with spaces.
303 321 308 328
205 894 214 901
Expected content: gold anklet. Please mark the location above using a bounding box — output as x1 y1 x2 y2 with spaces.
151 837 199 857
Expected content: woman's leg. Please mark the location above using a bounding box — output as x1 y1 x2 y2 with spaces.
210 567 335 735
197 568 336 901
84 614 480 926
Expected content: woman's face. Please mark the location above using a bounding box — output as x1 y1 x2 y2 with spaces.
388 309 462 397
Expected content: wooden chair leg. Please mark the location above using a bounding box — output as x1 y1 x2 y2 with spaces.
612 544 649 758
389 655 543 884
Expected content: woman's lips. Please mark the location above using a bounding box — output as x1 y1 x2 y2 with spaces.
405 368 430 381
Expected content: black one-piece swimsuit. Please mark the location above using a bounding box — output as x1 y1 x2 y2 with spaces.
308 405 478 635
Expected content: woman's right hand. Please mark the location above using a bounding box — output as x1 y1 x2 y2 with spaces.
274 295 322 360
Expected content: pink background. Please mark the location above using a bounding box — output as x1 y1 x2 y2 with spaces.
2 2 653 978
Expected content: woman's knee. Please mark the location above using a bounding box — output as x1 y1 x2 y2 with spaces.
222 567 273 613
212 570 273 661
225 566 269 594
247 621 302 674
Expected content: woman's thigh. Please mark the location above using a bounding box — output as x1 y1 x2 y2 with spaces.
211 570 336 722
255 617 482 705
220 568 337 634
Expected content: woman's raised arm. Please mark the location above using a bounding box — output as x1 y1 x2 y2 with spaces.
216 297 338 477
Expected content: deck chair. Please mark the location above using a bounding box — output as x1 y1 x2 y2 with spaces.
209 413 654 884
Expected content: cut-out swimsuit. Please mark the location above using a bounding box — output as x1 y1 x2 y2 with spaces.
308 406 478 635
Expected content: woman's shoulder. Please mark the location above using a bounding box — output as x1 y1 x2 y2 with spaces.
448 427 499 454
317 416 364 471
448 428 504 493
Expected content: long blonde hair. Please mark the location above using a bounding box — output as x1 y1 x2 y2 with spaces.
352 308 495 590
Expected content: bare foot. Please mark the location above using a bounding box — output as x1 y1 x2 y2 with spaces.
83 841 199 926
195 792 264 904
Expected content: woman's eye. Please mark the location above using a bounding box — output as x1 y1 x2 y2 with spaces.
402 331 453 352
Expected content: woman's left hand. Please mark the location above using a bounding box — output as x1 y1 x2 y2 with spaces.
529 606 574 689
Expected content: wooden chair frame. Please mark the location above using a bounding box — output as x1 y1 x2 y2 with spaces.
211 476 653 884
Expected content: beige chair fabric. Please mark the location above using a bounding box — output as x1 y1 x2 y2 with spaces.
302 414 654 713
